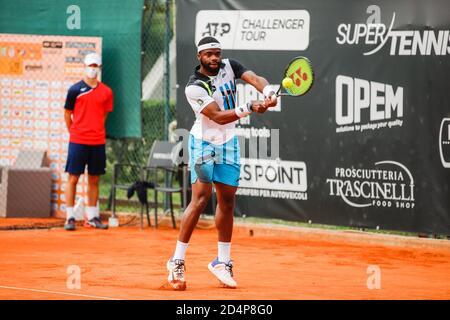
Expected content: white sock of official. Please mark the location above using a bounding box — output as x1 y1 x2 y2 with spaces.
86 206 98 221
173 240 189 261
66 207 75 220
218 242 231 263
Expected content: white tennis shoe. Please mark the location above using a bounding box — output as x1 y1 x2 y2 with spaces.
208 258 237 288
167 258 187 291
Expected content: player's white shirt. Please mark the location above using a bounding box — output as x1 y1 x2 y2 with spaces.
185 58 247 145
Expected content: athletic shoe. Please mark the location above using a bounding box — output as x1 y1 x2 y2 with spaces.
208 258 237 288
84 217 109 229
166 258 187 291
64 218 76 231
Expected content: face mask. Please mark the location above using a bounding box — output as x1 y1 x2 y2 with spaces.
85 67 98 79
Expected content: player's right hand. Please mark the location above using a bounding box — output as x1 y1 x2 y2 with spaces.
251 101 269 113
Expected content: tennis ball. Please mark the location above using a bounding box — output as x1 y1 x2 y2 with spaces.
282 77 294 89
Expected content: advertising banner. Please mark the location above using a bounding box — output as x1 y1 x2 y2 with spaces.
176 0 450 234
0 33 102 217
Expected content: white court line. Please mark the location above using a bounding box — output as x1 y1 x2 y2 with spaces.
0 285 121 300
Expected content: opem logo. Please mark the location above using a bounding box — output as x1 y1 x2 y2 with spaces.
335 75 403 132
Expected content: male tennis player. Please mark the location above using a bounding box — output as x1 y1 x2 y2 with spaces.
166 36 277 290
63 53 113 231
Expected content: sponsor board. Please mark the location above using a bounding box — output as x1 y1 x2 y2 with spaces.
336 8 450 56
0 33 101 217
326 161 415 209
196 10 310 51
335 75 403 133
237 158 308 200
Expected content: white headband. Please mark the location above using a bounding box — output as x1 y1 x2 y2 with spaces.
197 42 221 53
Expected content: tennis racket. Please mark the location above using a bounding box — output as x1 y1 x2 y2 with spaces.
275 56 314 97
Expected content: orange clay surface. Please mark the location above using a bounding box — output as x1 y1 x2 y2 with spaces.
0 219 449 300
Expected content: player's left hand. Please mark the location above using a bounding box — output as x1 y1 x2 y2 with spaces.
264 94 277 108
251 100 269 113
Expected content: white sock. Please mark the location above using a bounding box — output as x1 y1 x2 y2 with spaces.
218 242 231 263
86 206 99 220
173 240 189 261
66 207 75 220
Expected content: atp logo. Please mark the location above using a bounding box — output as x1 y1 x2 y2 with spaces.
201 23 231 38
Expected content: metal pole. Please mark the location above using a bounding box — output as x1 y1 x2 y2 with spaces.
164 0 171 211
164 0 170 140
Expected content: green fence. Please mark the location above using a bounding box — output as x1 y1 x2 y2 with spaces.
0 0 177 216
0 0 145 139
102 0 177 212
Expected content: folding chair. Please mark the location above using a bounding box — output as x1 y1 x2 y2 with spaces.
111 160 152 229
142 141 184 229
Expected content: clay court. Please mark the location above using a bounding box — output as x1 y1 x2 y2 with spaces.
0 218 449 300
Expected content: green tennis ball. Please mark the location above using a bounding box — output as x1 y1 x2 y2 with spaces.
282 77 294 89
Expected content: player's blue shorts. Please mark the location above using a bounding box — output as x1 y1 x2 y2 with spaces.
189 134 240 187
65 142 106 176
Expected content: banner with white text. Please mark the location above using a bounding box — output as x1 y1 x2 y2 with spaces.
176 0 450 235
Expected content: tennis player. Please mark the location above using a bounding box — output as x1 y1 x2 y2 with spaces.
166 36 277 290
63 53 113 231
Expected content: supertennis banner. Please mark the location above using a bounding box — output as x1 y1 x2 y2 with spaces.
176 0 450 235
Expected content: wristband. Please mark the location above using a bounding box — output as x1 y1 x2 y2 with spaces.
235 102 252 118
263 85 275 98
